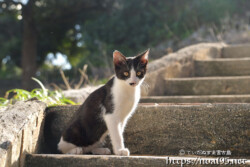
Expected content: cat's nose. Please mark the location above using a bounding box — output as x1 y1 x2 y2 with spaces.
129 82 136 86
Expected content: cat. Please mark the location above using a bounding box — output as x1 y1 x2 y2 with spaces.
57 49 149 156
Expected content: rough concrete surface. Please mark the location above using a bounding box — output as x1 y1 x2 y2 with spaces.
44 104 250 157
164 76 250 95
0 100 46 167
62 86 100 103
194 58 250 77
25 154 250 167
140 95 250 103
0 107 7 113
222 44 250 58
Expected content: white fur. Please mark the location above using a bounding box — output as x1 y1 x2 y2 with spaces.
58 131 109 155
104 72 142 156
58 137 80 154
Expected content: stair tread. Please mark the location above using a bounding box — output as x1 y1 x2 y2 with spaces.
165 76 250 80
142 95 250 98
222 44 250 58
195 57 250 62
28 153 250 160
194 58 250 77
163 76 250 95
25 154 250 167
140 95 250 103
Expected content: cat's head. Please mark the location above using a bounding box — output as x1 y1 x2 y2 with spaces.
113 49 149 87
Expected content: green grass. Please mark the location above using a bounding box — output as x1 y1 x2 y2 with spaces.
0 77 76 107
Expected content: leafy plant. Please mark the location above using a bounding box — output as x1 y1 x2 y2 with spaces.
0 77 76 107
0 97 9 107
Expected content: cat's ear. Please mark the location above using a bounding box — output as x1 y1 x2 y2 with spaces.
137 48 149 65
113 50 126 66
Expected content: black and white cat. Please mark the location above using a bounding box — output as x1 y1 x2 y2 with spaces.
57 49 149 156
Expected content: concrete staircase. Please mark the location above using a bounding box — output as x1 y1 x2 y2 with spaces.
25 104 250 166
24 44 250 167
141 44 250 103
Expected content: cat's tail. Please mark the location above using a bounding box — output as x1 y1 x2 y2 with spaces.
43 110 62 154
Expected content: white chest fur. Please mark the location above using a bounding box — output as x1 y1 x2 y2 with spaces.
111 77 140 122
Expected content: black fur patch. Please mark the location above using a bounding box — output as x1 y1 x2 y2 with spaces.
62 78 114 147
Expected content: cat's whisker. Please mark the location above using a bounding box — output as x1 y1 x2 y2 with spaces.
141 81 150 94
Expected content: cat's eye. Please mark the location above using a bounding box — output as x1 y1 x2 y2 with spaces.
137 71 142 76
123 72 129 76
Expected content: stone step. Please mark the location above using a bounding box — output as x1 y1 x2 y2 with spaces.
194 58 250 77
222 44 250 58
164 76 250 95
43 104 250 157
25 154 250 167
140 95 250 103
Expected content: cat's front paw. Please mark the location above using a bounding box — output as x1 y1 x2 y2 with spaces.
115 148 130 156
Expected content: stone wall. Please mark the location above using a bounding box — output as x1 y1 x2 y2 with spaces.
0 100 46 167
